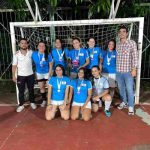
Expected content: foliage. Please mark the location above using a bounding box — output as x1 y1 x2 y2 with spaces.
7 0 150 20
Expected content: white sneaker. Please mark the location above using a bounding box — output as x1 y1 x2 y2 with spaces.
40 101 46 107
117 102 128 110
30 103 37 110
128 106 134 115
16 105 25 112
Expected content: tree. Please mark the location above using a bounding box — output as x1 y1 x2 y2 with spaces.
8 0 150 21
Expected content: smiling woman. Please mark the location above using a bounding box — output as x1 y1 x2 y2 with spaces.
45 64 70 120
70 67 92 121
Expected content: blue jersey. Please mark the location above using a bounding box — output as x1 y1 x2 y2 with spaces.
69 48 89 72
87 47 102 69
32 51 52 74
70 79 92 103
92 76 109 96
51 48 69 68
102 50 116 73
48 76 70 101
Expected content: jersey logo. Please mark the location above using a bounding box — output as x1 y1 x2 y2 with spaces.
79 53 84 56
81 84 86 86
94 51 97 54
62 81 66 85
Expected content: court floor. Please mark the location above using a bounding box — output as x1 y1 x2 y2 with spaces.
0 104 150 150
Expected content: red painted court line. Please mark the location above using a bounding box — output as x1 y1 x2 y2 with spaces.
0 106 150 150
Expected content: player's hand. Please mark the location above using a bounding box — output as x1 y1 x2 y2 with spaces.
12 76 17 83
131 69 136 77
59 103 66 110
46 104 53 111
81 104 86 112
92 96 99 102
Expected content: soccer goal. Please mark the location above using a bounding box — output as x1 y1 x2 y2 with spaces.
9 17 144 105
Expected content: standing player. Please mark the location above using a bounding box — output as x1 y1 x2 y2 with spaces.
91 66 112 117
116 25 138 115
32 41 53 107
45 64 70 120
101 39 117 99
51 38 69 69
70 67 92 121
68 37 89 79
86 37 102 78
12 38 37 112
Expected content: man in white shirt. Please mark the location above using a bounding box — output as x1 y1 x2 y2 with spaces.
12 38 37 112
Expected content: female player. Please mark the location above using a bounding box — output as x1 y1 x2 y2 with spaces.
32 41 53 107
86 37 102 78
51 38 69 70
45 64 70 120
70 67 92 121
101 39 117 99
91 66 112 117
68 37 89 79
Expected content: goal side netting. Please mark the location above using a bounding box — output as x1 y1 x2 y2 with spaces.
10 18 144 104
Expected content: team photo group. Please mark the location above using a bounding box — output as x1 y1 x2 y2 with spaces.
12 25 138 121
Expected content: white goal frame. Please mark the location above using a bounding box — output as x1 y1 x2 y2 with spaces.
10 17 144 105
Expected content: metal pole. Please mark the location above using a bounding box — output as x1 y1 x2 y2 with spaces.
135 18 144 104
10 23 19 105
25 0 36 21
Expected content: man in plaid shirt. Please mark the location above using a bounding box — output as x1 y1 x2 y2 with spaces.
116 25 138 115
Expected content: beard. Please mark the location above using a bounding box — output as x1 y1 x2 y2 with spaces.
21 46 28 50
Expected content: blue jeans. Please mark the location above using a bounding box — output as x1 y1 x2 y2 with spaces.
116 72 135 107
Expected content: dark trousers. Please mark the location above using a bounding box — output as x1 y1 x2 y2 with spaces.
17 74 35 106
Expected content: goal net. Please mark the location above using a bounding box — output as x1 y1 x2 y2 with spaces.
10 18 144 104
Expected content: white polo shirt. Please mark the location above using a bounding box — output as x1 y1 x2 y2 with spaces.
12 50 33 76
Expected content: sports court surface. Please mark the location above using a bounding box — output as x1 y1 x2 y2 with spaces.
0 95 150 150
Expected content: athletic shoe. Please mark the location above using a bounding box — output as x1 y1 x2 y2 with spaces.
16 105 25 112
30 103 37 110
40 101 46 107
128 106 134 115
117 102 128 110
104 110 111 117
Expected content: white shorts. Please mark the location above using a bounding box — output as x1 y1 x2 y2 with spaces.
36 73 49 80
51 100 64 106
72 101 91 109
102 73 116 87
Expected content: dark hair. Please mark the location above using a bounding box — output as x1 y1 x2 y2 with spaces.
87 37 95 42
37 41 48 60
77 67 88 80
53 64 66 77
55 38 67 61
19 38 28 44
91 65 101 86
118 24 128 32
108 39 116 50
91 65 100 71
72 37 81 43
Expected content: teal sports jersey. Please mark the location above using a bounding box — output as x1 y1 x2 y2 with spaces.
48 76 70 101
69 48 89 73
102 50 116 73
70 79 92 103
32 51 52 74
87 47 102 69
51 48 69 68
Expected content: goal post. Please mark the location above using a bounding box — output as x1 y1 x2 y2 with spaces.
10 17 144 105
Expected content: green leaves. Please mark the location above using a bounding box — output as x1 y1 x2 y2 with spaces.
88 0 111 18
7 0 150 20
